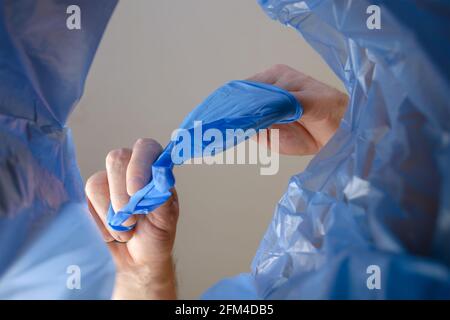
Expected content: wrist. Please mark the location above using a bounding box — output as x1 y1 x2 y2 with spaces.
113 256 177 300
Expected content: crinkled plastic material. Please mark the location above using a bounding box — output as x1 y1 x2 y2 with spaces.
2 0 449 300
107 80 302 231
0 0 117 299
203 0 450 299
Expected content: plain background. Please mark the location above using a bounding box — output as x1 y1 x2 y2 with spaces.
69 0 343 299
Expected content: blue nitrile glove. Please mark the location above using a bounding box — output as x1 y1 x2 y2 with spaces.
107 80 302 231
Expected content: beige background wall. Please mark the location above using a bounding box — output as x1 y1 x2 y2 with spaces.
68 0 343 299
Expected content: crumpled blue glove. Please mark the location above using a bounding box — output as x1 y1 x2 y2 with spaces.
107 80 302 231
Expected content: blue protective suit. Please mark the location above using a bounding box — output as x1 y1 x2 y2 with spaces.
203 0 450 299
0 0 117 299
1 0 449 300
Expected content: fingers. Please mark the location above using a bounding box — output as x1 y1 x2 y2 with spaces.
271 123 320 155
85 170 134 266
86 169 131 242
85 171 115 242
247 64 346 155
126 138 163 195
106 148 132 212
86 139 164 243
246 68 277 84
105 148 139 242
247 64 308 91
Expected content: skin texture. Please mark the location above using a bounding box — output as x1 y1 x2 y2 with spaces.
85 139 178 299
248 64 348 155
84 64 348 299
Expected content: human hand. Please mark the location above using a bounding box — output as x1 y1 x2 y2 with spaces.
248 64 348 155
85 138 179 299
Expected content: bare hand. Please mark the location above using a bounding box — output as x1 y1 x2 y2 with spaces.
85 138 179 299
248 64 348 155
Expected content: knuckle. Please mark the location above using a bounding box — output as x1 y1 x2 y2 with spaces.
134 138 162 152
127 173 147 195
111 194 130 207
106 148 131 167
103 235 114 243
85 177 95 196
270 63 290 73
85 171 106 196
128 173 146 186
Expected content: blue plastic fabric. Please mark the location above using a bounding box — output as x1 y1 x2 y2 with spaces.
107 80 302 231
203 0 450 299
0 0 117 299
